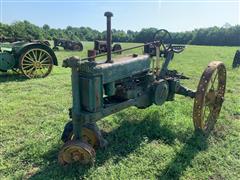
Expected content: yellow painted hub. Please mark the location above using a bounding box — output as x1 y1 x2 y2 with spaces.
82 127 99 148
32 61 42 68
66 126 100 148
58 140 95 165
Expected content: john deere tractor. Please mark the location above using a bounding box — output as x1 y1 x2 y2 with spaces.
0 41 58 78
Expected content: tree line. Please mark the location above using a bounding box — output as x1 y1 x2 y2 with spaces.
0 20 239 46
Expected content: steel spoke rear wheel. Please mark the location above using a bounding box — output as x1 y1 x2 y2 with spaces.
193 61 226 133
20 48 53 78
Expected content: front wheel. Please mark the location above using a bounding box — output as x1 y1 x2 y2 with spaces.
58 140 96 165
193 61 226 133
61 121 106 149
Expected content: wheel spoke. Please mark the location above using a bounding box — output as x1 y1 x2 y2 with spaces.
40 56 50 63
22 62 34 65
22 64 33 68
25 55 35 62
210 72 218 90
33 50 38 61
23 60 34 64
24 67 35 73
38 50 43 61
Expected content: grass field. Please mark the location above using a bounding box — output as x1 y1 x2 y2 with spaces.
0 42 240 179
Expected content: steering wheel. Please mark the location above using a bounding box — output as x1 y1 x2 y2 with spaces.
153 29 172 51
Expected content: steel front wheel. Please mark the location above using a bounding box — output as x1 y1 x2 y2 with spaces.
58 140 96 165
193 61 226 133
19 48 53 78
61 121 102 149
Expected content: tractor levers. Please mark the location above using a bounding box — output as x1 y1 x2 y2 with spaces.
152 42 195 100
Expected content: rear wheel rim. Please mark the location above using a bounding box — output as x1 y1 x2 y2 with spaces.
20 48 53 78
193 61 226 133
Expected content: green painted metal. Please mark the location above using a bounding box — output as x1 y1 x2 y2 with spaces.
61 12 195 143
59 12 228 165
63 47 194 140
0 52 16 71
0 41 58 77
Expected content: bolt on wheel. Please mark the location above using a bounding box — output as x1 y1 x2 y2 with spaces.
193 61 226 133
19 48 53 78
58 140 96 165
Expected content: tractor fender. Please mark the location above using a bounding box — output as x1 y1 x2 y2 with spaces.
14 42 58 66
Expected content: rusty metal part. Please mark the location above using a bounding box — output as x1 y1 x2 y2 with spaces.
104 11 113 63
82 123 105 148
88 50 96 62
58 140 96 165
81 42 158 62
193 61 226 133
61 122 106 149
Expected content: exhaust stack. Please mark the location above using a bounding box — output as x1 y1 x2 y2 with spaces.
104 11 113 63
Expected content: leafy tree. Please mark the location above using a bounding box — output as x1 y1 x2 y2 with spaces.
0 21 239 46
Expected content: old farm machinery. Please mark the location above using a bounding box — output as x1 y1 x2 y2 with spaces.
93 40 122 55
232 50 240 68
0 41 57 78
59 12 227 165
53 38 83 51
0 36 51 46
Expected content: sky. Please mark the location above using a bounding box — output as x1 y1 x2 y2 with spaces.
0 0 240 32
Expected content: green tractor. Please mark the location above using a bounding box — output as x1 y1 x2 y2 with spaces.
0 41 58 78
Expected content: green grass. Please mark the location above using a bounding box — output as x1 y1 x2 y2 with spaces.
0 42 240 179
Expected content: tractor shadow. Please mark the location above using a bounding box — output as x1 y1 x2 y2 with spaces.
30 111 209 179
0 73 28 83
157 131 208 179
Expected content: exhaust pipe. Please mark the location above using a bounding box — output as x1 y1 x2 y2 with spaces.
104 11 113 63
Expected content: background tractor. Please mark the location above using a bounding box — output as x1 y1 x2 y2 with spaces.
0 41 58 78
94 40 122 55
52 38 83 51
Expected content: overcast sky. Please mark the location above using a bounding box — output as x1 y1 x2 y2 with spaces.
1 0 240 32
